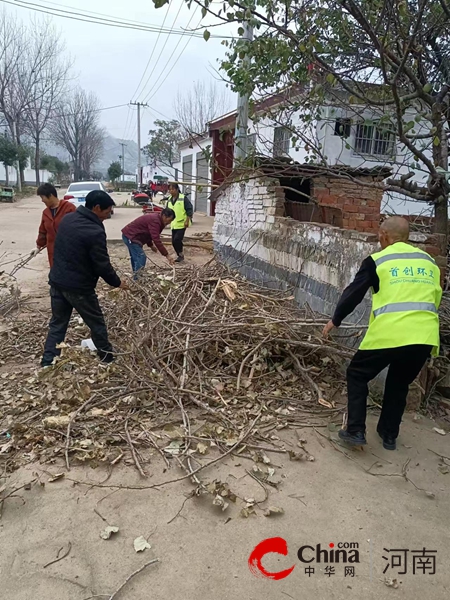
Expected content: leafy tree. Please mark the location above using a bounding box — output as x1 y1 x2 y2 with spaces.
107 161 122 183
155 0 450 242
39 154 71 183
0 135 28 185
91 170 104 181
0 135 18 185
143 119 183 167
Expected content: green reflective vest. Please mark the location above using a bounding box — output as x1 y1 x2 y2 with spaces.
359 241 441 355
168 194 189 230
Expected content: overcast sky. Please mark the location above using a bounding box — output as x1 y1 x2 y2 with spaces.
7 0 235 149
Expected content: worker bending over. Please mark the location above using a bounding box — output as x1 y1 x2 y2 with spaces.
121 208 175 277
323 216 441 450
167 183 193 263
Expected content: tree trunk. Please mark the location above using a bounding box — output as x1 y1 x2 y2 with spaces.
35 138 40 186
15 126 25 187
432 103 449 245
5 165 9 186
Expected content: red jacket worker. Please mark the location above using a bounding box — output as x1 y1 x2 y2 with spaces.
34 183 76 267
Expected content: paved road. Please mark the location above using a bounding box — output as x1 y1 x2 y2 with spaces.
0 192 214 287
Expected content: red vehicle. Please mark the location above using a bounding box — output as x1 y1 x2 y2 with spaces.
131 191 151 205
142 201 163 214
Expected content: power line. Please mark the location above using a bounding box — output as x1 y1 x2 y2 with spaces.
121 105 133 144
4 0 229 38
53 102 129 119
143 12 201 105
131 0 173 103
135 0 185 103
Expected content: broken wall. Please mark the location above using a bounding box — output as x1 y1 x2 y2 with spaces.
213 178 378 328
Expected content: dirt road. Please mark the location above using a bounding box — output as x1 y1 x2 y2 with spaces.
0 192 214 292
1 194 449 600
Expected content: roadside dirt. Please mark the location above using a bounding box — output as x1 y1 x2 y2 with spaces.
1 208 450 600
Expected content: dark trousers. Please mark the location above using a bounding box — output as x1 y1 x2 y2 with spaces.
122 234 146 278
346 345 432 438
42 286 113 366
172 228 186 256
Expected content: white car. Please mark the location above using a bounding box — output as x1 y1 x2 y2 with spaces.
64 181 114 215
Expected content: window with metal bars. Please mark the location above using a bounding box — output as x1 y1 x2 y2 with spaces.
273 126 290 157
354 122 394 157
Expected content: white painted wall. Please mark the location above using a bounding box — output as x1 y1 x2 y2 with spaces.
0 164 52 185
176 137 213 214
250 105 436 216
140 162 175 184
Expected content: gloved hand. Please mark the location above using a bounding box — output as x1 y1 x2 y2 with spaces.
29 248 41 258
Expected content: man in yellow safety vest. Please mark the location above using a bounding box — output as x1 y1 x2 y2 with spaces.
167 183 193 263
323 216 441 450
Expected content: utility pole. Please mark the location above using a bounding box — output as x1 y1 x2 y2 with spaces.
130 102 148 188
119 142 127 182
233 23 254 167
11 119 21 192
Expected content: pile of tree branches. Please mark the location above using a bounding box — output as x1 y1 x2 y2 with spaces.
0 262 349 505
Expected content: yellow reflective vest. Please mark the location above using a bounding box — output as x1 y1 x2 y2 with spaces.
359 242 441 355
168 194 189 230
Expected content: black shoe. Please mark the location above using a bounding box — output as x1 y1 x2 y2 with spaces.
98 351 114 364
378 430 396 451
174 255 184 263
338 429 367 446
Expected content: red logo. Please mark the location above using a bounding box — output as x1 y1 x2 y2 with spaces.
248 537 295 580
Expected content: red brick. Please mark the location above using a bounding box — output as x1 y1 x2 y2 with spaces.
343 204 359 213
342 218 349 227
354 213 366 220
425 245 441 257
348 219 357 229
360 220 374 230
318 196 334 205
314 187 330 196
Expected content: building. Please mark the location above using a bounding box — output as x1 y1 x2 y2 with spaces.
172 83 444 220
139 161 176 186
172 133 214 214
212 166 444 336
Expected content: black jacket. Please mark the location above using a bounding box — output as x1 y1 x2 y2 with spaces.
332 257 378 326
49 206 121 293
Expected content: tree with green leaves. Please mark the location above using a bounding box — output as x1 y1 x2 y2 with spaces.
143 119 183 167
0 135 28 186
39 154 71 183
0 135 18 185
108 161 123 183
154 0 450 242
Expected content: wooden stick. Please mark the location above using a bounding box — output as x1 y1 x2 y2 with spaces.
125 420 147 478
108 559 159 600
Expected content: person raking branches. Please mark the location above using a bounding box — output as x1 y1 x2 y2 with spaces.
41 190 128 368
121 207 176 278
32 183 76 266
167 183 193 263
323 216 441 450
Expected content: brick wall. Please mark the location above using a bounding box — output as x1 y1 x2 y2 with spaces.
213 177 378 332
313 175 383 234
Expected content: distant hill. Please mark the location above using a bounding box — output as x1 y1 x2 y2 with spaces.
41 134 142 178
